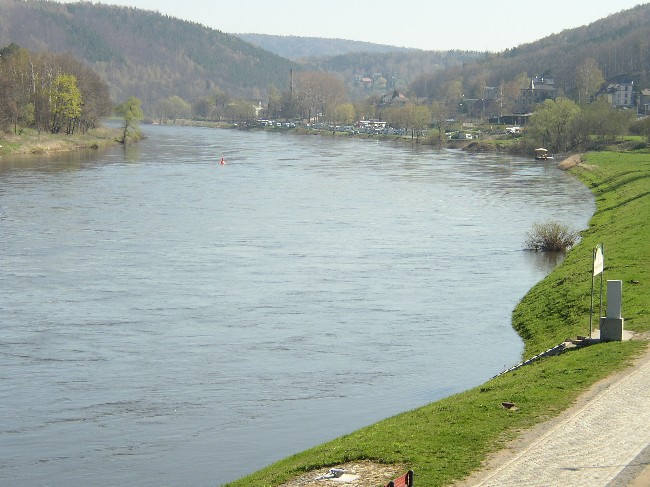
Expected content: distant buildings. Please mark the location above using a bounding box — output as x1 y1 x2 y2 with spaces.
517 75 558 113
640 89 650 115
602 80 636 109
514 74 648 116
379 91 410 106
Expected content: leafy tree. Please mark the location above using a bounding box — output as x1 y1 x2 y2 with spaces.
0 69 15 132
50 74 83 134
1 45 33 133
354 95 380 122
430 100 452 147
329 103 356 125
409 104 432 138
224 100 257 124
0 43 21 58
573 98 628 144
500 72 528 115
374 76 387 91
155 95 191 124
69 59 112 132
528 98 581 152
444 79 464 106
383 103 431 138
114 96 143 143
266 85 282 119
192 96 214 119
630 115 650 142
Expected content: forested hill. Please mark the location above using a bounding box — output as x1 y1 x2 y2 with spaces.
0 0 298 105
235 33 414 59
236 33 486 90
3 0 648 117
409 3 650 101
493 3 650 85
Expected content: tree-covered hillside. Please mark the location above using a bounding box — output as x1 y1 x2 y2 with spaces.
319 50 488 88
2 0 648 125
0 0 298 108
237 34 486 95
235 33 414 59
410 3 650 103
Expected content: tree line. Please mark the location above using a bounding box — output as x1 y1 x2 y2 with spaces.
144 62 647 154
0 43 112 135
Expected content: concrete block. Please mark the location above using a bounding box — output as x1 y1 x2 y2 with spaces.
606 280 623 319
600 317 625 341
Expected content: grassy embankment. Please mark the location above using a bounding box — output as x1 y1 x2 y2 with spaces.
228 150 650 487
0 126 121 156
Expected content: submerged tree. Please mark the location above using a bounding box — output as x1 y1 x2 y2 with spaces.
114 96 143 144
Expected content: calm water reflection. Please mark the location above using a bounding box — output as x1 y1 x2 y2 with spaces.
0 126 594 486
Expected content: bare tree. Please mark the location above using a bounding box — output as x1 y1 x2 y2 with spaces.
293 72 347 123
575 59 605 103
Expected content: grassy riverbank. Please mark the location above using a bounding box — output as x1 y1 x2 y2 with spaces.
0 126 121 156
228 149 650 486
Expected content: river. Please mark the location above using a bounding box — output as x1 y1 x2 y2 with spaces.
0 125 594 486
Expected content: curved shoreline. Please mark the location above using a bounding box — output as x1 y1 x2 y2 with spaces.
3 126 646 485
228 149 650 486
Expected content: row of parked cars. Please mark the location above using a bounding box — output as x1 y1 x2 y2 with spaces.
257 119 482 140
258 120 297 128
447 132 477 140
329 125 409 136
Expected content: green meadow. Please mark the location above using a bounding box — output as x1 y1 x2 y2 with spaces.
228 149 650 487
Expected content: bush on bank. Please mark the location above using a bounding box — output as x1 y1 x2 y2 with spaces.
525 221 579 251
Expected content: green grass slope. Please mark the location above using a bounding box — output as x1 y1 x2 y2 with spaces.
228 150 650 487
514 151 650 355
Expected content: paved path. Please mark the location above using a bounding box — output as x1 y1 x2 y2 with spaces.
465 344 650 487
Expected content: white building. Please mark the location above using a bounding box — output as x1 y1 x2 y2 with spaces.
605 80 635 108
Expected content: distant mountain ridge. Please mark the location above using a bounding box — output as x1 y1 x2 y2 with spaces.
234 33 414 59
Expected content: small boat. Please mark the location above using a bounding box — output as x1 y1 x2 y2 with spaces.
535 148 553 160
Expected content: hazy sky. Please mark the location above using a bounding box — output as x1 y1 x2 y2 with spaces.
61 0 645 51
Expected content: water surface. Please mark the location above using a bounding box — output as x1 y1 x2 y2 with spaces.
0 126 594 485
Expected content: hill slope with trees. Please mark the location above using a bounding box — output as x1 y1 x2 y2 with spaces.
2 0 649 131
0 0 298 109
409 3 650 104
0 0 488 110
234 33 414 59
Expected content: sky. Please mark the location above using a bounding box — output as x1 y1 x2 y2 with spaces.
61 0 646 52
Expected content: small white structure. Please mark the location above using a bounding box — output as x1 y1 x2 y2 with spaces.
600 280 625 341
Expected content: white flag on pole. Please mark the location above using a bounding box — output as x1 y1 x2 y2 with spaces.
593 244 604 276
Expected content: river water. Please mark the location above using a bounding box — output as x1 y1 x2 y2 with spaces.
0 125 594 486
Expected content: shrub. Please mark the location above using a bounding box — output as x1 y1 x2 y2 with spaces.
525 220 579 251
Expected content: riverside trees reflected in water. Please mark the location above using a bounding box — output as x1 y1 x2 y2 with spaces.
0 125 595 486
